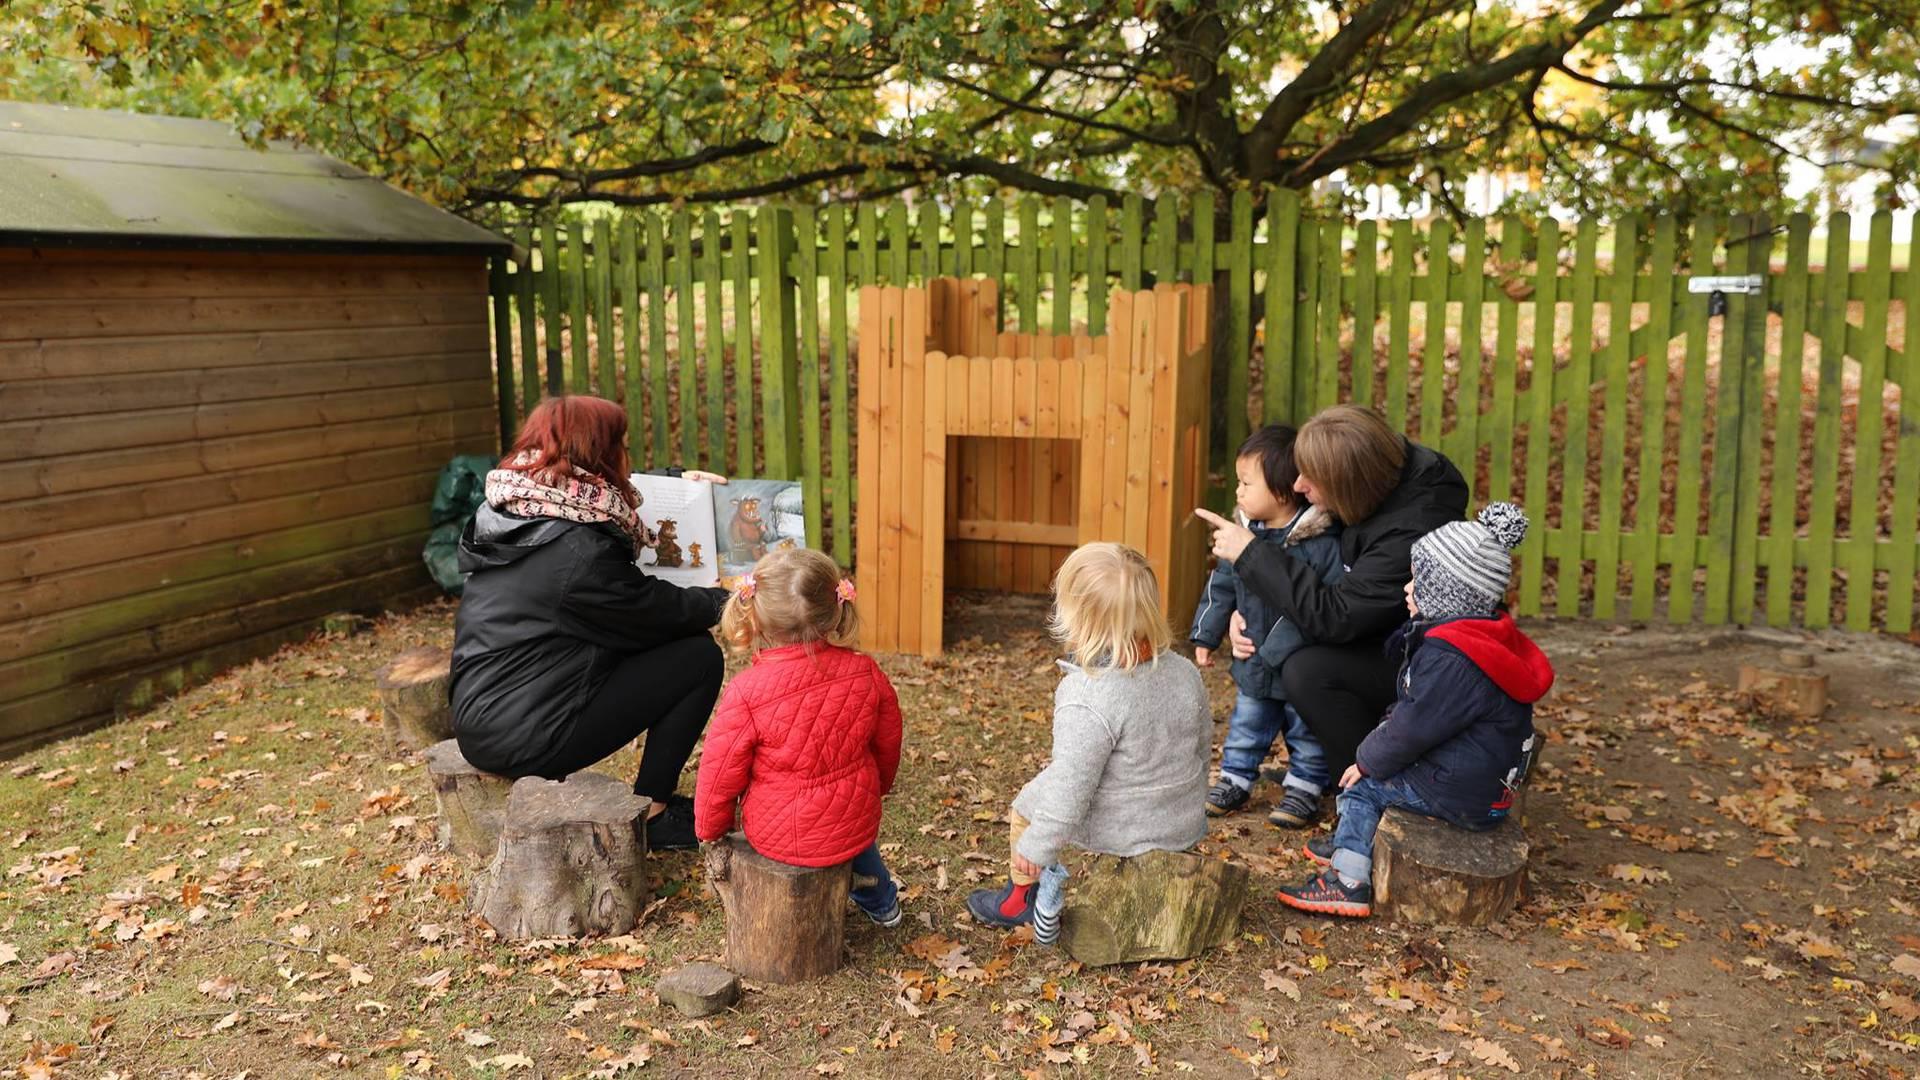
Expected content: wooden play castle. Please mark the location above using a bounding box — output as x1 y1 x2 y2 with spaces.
854 277 1214 656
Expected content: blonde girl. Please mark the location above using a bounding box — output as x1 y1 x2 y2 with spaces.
693 547 906 926
966 542 1212 929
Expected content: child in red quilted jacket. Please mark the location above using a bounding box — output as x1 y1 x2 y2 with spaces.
693 547 905 927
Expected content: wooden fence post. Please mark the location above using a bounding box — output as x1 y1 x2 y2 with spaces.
489 256 516 454
1728 214 1773 626
758 206 802 479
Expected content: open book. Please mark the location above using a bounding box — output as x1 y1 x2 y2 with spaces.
628 474 807 589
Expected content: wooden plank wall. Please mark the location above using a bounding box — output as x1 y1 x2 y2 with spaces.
0 247 497 755
856 279 1212 656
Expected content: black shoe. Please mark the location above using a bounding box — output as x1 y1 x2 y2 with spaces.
1206 778 1252 817
1276 869 1372 918
645 799 699 851
965 879 1035 928
1301 835 1334 866
1267 787 1321 829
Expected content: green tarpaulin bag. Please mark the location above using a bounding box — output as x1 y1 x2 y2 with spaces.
424 454 497 596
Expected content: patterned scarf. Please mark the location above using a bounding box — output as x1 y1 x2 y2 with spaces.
485 451 652 552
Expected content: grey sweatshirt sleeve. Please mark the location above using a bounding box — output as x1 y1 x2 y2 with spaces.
1012 703 1117 867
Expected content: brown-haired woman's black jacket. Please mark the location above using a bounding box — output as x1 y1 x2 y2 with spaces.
451 505 727 773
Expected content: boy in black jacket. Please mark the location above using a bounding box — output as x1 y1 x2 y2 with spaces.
1190 425 1346 826
1277 503 1554 918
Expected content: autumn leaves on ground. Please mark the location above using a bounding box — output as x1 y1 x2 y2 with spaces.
3 596 1918 1079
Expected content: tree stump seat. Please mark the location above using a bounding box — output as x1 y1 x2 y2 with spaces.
376 646 454 751
704 834 851 984
1371 807 1529 926
472 773 650 940
1055 848 1248 966
1737 649 1828 718
424 739 513 856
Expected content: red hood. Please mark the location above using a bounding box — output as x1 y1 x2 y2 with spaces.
1426 613 1555 704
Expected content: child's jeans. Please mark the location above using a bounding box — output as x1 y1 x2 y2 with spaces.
848 842 899 919
1219 693 1329 795
1328 774 1440 886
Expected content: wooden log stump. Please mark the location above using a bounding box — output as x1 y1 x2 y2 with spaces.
472 773 650 940
376 646 453 751
1372 807 1528 927
704 834 850 984
1737 649 1828 718
424 740 512 856
1056 849 1247 966
656 962 741 1018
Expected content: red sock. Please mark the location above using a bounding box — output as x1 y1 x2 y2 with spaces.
999 881 1034 917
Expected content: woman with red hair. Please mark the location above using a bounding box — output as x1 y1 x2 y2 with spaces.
450 395 729 849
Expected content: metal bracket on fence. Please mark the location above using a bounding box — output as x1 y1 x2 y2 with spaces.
1687 275 1765 295
1690 275 1763 318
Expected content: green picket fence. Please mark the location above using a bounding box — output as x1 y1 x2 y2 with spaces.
487 194 1920 634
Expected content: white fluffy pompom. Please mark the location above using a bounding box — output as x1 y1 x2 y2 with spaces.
1477 502 1528 550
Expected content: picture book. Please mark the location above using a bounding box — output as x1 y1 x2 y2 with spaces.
628 475 807 588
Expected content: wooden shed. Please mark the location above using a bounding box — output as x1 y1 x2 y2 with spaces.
0 101 508 755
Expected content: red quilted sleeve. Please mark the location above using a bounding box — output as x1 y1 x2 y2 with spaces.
871 664 903 796
693 681 758 842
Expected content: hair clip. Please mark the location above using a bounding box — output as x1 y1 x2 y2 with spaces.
736 572 757 600
835 578 857 606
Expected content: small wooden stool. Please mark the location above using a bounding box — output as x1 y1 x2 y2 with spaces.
424 740 512 856
1371 808 1528 926
472 773 650 940
704 834 850 983
1055 848 1247 966
376 646 454 751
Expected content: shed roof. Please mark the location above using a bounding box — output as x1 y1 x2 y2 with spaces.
0 101 508 254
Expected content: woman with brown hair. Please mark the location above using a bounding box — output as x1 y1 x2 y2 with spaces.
1196 404 1467 786
450 395 730 850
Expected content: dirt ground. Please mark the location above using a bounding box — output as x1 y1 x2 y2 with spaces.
2 596 1918 1078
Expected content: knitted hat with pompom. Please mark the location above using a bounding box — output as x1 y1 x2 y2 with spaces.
1410 503 1529 621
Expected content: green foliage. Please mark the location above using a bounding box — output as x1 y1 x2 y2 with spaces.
3 0 1914 219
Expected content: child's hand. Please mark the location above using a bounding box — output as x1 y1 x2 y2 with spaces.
1228 611 1256 660
1194 646 1214 668
1339 763 1364 789
1012 852 1042 881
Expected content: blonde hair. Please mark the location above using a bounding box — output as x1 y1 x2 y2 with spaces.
719 547 859 652
1047 543 1170 671
1294 404 1407 525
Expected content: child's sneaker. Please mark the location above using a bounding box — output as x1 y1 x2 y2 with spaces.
862 899 904 928
1206 778 1252 817
965 879 1035 928
1267 787 1321 828
1300 835 1333 866
1276 870 1371 918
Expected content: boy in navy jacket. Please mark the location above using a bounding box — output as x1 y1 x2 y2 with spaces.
1190 425 1345 826
1277 503 1554 918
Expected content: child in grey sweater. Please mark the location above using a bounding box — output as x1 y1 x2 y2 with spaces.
965 543 1213 929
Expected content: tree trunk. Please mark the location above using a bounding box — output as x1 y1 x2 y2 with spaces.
1372 807 1528 926
425 739 512 857
1057 848 1247 966
472 773 651 940
376 646 453 751
704 834 849 984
